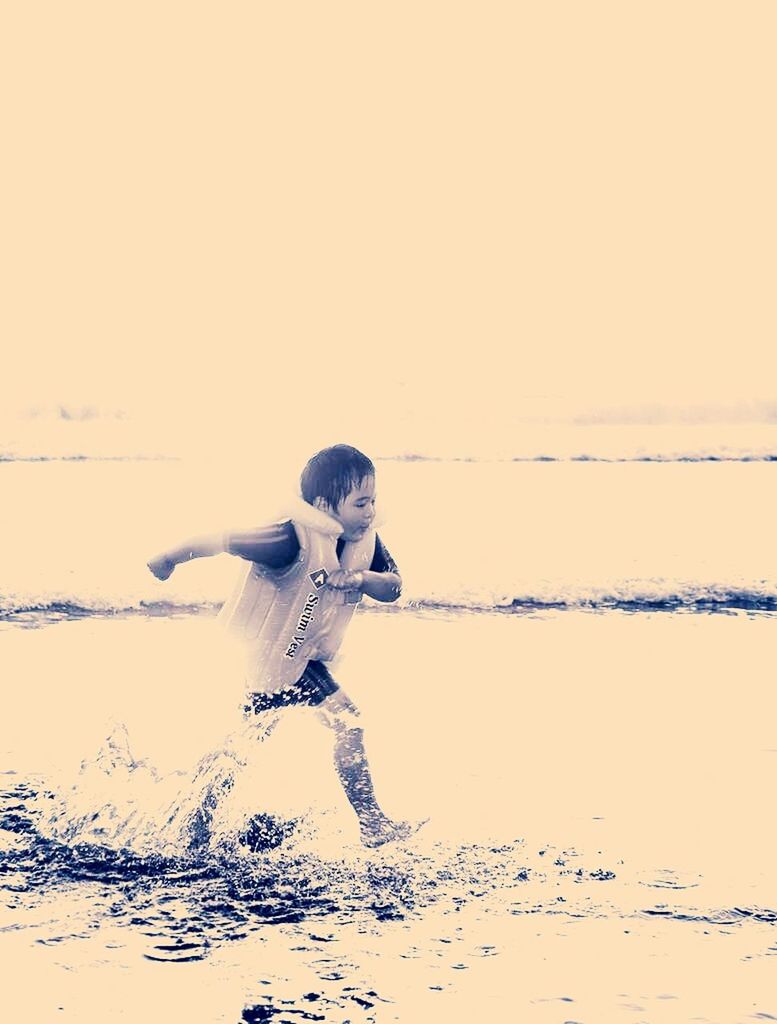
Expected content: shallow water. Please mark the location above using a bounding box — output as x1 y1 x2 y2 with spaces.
2 609 776 1022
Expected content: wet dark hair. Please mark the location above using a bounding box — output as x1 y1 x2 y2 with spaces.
300 444 375 510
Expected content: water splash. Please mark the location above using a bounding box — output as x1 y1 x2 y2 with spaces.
35 718 289 858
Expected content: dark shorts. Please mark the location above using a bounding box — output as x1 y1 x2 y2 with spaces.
242 660 340 716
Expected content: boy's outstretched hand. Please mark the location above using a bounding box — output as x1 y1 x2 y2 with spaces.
147 554 175 581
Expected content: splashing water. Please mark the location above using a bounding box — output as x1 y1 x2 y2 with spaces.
34 718 294 859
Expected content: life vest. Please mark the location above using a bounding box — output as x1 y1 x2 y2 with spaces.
218 499 376 694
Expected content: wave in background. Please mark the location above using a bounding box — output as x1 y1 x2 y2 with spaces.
2 584 777 625
1 455 775 621
3 402 777 462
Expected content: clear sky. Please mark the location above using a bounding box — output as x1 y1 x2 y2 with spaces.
4 3 775 451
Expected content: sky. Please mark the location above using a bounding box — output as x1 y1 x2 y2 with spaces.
3 2 776 453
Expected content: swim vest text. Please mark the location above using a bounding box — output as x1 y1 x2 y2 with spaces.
284 592 319 659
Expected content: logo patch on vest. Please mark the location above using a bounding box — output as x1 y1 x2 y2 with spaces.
308 568 329 589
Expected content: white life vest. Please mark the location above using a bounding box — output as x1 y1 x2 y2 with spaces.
218 499 376 694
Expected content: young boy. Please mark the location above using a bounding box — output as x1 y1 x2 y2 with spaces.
147 444 416 848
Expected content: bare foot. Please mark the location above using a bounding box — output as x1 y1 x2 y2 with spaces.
361 818 428 849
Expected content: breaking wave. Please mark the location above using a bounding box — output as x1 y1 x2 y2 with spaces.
2 583 776 627
3 410 777 463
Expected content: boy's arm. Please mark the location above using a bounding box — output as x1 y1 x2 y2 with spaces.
326 569 402 602
362 569 403 602
326 534 402 603
147 522 299 581
147 533 227 580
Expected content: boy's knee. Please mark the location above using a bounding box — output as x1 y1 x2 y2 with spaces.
315 689 361 733
339 724 364 746
316 707 361 735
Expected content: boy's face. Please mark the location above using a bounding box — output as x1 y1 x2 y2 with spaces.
329 475 376 542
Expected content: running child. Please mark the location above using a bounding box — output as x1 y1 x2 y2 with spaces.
147 444 416 848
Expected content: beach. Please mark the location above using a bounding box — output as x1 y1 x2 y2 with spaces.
5 0 777 1014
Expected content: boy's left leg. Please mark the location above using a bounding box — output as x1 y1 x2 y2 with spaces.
315 689 414 846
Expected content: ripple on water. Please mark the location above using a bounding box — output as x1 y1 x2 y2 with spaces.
3 777 775 976
2 777 543 956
